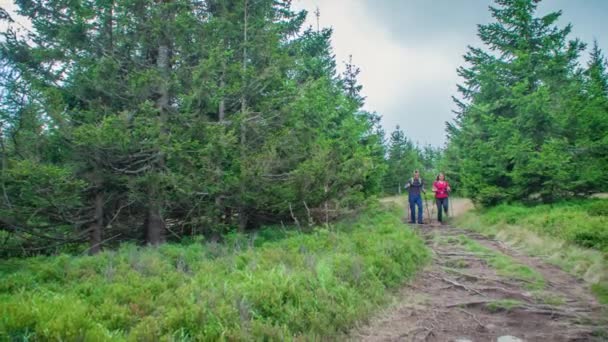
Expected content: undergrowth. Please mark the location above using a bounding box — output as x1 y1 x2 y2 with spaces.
0 203 429 340
472 199 608 252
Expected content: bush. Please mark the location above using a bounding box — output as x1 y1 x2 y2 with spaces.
476 199 608 252
588 201 608 217
0 205 428 340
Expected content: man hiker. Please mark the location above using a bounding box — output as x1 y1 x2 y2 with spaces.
432 172 451 224
404 170 425 224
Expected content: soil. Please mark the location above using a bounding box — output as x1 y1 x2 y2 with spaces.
350 199 607 342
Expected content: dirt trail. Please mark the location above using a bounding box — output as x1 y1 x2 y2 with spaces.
351 199 606 341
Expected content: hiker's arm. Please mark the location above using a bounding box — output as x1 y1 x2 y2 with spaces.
404 181 411 189
432 182 437 192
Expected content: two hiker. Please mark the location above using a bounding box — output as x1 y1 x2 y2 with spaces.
404 170 451 224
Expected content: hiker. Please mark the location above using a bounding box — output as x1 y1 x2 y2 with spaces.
433 172 451 224
405 170 425 224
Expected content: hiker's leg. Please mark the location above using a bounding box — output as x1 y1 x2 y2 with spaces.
444 197 449 217
437 198 443 222
416 196 423 223
409 197 416 223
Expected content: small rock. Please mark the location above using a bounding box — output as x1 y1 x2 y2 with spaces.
497 336 523 342
455 339 473 342
485 323 497 331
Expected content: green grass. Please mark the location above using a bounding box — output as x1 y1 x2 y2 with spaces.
485 299 524 313
0 203 429 341
456 199 608 304
532 292 566 306
436 234 545 290
470 199 608 252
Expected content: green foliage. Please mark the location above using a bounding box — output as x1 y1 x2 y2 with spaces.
591 283 608 306
0 160 87 256
485 299 523 313
0 206 429 340
587 200 608 217
474 199 608 252
0 0 386 254
445 0 608 205
382 126 444 195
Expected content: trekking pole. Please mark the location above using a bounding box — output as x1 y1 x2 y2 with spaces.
424 194 432 225
449 195 454 218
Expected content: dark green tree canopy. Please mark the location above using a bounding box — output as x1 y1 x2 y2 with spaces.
445 0 608 206
0 0 386 256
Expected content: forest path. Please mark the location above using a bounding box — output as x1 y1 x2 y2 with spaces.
351 198 607 341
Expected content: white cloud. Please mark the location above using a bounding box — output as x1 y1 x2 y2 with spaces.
293 0 463 145
0 0 32 37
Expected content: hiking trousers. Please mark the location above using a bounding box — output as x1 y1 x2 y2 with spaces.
436 197 449 222
409 194 423 224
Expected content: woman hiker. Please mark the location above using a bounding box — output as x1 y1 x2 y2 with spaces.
432 172 451 224
404 170 425 224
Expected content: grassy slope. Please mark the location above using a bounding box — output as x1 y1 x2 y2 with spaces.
0 203 429 341
456 199 608 304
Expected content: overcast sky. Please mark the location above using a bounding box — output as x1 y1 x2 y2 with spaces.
293 0 608 147
2 0 607 146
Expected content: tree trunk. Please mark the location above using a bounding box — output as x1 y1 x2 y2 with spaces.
219 56 226 121
88 3 112 255
238 208 248 232
0 123 10 208
145 7 171 244
146 196 164 245
103 0 114 53
88 189 103 255
238 0 249 233
324 183 329 227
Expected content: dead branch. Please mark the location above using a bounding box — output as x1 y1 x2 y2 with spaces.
441 267 523 288
529 303 591 313
165 225 182 240
457 308 485 327
474 286 533 302
408 326 434 341
518 306 582 318
105 200 135 228
288 203 301 229
445 299 495 308
110 164 151 175
303 201 313 228
435 251 494 258
429 273 485 297
80 233 121 256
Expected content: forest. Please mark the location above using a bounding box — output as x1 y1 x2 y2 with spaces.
0 0 443 257
1 0 607 340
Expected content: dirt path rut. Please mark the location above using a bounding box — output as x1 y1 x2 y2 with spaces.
352 204 606 341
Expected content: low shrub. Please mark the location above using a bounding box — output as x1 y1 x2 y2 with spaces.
476 199 608 252
0 205 428 340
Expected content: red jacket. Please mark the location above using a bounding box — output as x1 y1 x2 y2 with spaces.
433 181 450 199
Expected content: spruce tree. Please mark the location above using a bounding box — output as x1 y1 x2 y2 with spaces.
447 0 590 205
